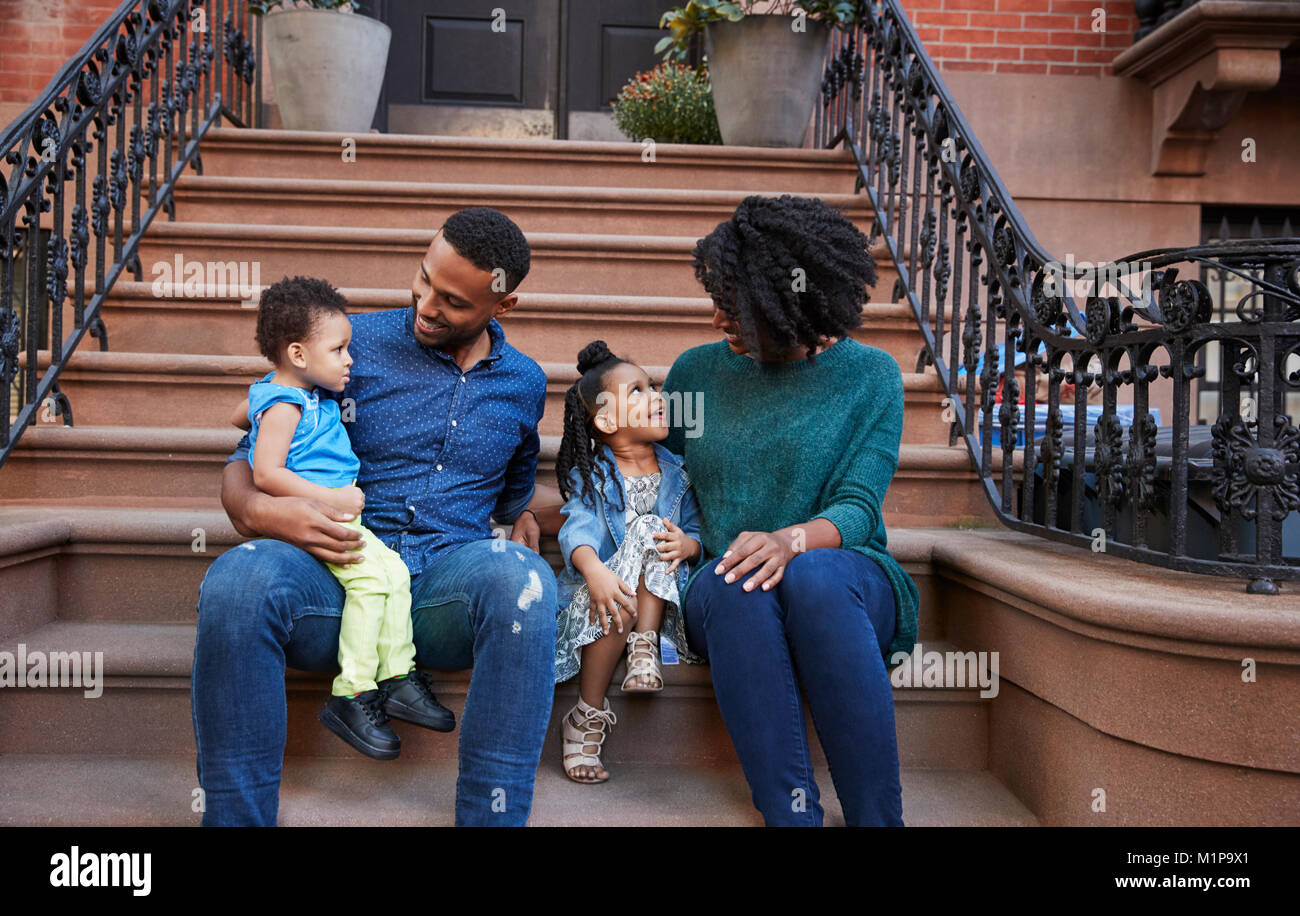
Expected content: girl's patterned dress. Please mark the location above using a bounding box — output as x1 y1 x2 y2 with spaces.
554 472 703 684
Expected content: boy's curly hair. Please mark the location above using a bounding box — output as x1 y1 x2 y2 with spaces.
556 340 629 513
692 194 877 364
254 275 349 363
441 207 531 295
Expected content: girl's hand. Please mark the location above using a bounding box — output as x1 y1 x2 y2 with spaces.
585 566 636 635
653 518 700 574
713 530 798 593
324 485 365 517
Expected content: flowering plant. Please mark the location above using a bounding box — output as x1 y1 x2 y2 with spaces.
612 62 722 145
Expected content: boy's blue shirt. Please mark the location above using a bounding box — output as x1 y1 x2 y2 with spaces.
245 372 360 489
555 440 702 610
227 309 546 578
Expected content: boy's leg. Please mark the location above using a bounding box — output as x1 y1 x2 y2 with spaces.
326 520 389 696
371 532 416 682
192 539 345 826
410 538 557 827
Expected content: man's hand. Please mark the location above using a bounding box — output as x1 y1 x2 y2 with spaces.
712 530 799 593
510 510 540 553
255 496 367 566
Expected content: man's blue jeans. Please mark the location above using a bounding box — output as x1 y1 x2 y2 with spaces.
191 537 557 826
683 548 903 826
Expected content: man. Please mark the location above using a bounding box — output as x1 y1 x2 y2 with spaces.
193 207 561 826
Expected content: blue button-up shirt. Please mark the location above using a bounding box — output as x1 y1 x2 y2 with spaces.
226 308 546 577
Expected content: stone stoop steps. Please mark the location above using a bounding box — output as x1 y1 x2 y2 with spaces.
0 129 1036 827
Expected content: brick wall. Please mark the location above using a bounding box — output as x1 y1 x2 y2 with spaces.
0 0 124 105
902 0 1137 75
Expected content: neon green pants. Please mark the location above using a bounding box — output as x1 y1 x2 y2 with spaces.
325 516 417 697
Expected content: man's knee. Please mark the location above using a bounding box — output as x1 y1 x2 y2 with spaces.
477 547 557 636
197 539 332 640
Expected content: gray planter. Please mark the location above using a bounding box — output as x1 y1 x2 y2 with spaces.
264 9 391 132
705 15 831 148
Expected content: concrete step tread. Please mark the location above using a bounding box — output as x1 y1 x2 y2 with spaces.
103 281 917 322
0 619 980 697
169 174 873 207
200 126 861 164
0 753 1039 826
44 347 948 391
9 425 975 465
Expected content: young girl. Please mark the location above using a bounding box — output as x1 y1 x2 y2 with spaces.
554 340 705 783
232 275 453 761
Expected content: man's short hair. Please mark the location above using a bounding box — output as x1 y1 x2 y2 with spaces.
441 207 531 295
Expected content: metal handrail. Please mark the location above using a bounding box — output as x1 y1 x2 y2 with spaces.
817 0 1300 591
0 0 258 465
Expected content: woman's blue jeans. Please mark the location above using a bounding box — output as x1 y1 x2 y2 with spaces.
191 537 557 826
683 548 903 826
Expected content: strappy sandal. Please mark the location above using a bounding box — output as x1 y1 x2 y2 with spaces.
621 630 664 694
561 697 617 784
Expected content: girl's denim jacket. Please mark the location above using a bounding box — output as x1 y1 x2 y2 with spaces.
556 441 702 610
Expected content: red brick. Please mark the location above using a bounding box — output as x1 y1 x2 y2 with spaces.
1052 0 1101 14
1022 13 1076 29
970 11 1023 28
997 0 1052 11
1075 47 1118 63
914 11 970 27
942 27 998 43
970 44 1022 60
941 60 996 72
1022 45 1075 61
928 44 971 59
994 29 1031 45
1048 63 1103 75
916 25 944 43
996 61 1049 73
1048 30 1087 45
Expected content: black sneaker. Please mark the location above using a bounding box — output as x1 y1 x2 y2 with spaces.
317 690 401 760
379 669 456 732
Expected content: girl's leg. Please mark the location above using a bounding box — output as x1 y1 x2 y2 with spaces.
683 556 823 826
776 550 903 827
372 532 416 682
327 521 388 696
568 606 635 781
627 576 665 689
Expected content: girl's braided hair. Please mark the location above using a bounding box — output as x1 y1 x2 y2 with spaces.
556 340 629 512
692 194 877 365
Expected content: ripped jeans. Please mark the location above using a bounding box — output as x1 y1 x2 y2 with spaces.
192 537 558 827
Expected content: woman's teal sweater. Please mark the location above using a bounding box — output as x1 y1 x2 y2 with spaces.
661 337 919 660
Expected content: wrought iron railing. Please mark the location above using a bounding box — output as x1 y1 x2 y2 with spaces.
0 0 259 465
816 0 1300 592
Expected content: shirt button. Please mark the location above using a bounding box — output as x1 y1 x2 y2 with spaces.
451 420 457 427
460 375 466 383
436 464 443 471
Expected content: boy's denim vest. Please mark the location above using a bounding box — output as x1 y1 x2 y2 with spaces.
556 441 702 611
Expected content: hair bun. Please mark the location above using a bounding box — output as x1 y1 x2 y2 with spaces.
576 340 615 374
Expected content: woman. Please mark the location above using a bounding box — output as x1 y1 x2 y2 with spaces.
660 194 919 826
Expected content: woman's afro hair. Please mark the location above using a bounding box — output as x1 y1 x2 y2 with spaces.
691 194 877 362
441 207 531 294
254 275 349 363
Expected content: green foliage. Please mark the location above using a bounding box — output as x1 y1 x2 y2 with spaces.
655 0 860 62
611 62 722 145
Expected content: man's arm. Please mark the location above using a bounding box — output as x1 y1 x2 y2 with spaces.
221 440 365 565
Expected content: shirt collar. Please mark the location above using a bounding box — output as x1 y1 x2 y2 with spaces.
407 310 507 367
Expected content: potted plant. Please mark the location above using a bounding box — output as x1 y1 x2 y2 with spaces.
249 0 391 132
656 0 858 147
612 62 723 145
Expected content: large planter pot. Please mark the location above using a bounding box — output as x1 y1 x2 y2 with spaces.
264 9 391 132
704 15 831 148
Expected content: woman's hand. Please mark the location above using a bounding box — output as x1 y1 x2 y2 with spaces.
653 518 700 574
713 529 799 593
585 566 637 635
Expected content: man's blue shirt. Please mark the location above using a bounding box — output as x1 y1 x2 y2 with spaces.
227 308 546 577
